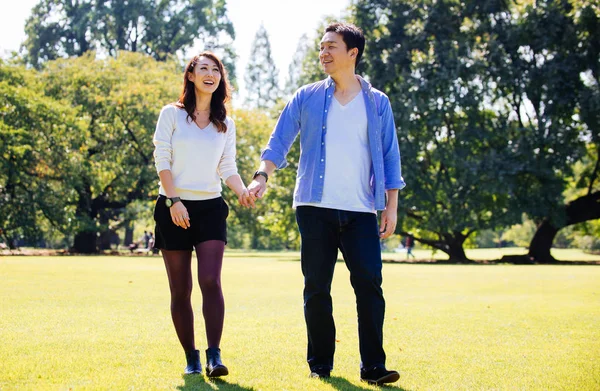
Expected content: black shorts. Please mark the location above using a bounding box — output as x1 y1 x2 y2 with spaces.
154 195 229 250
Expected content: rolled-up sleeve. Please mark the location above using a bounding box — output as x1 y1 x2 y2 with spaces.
260 90 302 169
380 96 406 190
217 119 238 181
153 105 176 174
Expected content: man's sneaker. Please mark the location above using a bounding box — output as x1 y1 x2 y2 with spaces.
309 366 331 379
360 367 400 385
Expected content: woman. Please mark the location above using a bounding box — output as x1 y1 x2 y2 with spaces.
153 51 253 377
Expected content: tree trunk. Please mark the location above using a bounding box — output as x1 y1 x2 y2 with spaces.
124 221 134 246
528 191 600 263
98 213 112 250
6 235 17 250
446 239 469 262
411 231 471 262
73 231 97 254
98 230 112 250
528 219 558 263
72 181 98 254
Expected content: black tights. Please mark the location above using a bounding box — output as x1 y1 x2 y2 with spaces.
162 240 225 353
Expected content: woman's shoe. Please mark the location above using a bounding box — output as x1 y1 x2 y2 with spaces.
205 347 229 377
184 349 202 374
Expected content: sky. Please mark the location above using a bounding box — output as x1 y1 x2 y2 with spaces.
0 0 351 101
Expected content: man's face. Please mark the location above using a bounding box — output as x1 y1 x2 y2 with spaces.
319 32 357 76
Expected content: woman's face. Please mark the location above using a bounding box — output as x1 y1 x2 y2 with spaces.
188 56 222 95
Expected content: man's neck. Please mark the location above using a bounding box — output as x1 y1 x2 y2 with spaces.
331 71 361 94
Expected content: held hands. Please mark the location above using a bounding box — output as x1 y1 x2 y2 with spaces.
170 201 191 229
237 187 255 208
247 177 267 201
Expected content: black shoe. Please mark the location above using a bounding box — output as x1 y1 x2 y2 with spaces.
309 366 331 379
360 367 400 385
184 349 202 374
205 347 229 377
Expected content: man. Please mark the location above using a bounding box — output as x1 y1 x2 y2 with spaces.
248 22 405 385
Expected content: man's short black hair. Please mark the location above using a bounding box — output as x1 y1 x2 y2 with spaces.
324 22 365 67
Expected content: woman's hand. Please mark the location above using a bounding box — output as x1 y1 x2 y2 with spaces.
237 187 255 208
170 201 191 229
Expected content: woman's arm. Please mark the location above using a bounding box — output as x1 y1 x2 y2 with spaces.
153 106 190 229
225 174 253 208
158 169 190 229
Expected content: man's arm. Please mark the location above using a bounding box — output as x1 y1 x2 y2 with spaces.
248 160 277 199
248 88 303 199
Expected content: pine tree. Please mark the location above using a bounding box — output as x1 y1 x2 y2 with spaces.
244 24 281 109
285 33 310 97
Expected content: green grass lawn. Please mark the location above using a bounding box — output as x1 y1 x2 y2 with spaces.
1 254 599 390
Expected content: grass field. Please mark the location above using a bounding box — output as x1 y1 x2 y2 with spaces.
225 247 600 263
0 253 599 390
381 247 600 262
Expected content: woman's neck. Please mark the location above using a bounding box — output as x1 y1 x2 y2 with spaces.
195 90 212 112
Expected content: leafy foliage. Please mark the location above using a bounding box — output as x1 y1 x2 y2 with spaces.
22 0 235 70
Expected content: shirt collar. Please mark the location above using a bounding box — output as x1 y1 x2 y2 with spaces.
326 75 372 91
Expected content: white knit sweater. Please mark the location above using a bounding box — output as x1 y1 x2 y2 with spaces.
153 104 238 200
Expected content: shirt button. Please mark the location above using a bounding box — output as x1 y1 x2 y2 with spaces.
321 159 324 162
322 142 324 145
325 110 328 112
322 126 326 129
320 176 323 179
328 95 331 98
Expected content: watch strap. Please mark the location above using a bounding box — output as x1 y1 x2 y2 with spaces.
253 170 268 182
167 196 181 207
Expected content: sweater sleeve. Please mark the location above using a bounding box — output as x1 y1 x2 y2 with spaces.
153 105 177 174
217 118 239 181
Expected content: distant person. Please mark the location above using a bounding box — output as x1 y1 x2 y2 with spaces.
128 242 139 253
247 23 404 385
406 235 415 259
152 51 253 377
143 230 150 248
147 232 155 253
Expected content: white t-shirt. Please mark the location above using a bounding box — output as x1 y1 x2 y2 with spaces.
295 93 375 213
153 105 238 200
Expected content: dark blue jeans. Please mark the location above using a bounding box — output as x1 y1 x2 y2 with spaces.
295 206 386 371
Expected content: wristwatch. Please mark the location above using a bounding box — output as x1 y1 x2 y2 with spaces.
165 196 181 208
253 170 269 182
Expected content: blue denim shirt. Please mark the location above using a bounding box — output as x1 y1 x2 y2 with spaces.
261 76 405 211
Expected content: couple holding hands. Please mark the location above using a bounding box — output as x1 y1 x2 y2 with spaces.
152 22 404 386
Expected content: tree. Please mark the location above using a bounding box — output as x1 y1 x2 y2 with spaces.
0 62 81 248
22 0 235 68
38 52 181 253
285 34 310 97
486 0 599 262
244 24 281 109
354 0 521 261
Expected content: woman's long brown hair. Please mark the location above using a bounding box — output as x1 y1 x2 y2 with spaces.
177 51 231 133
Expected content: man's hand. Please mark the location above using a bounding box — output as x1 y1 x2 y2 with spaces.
379 208 397 239
248 177 268 200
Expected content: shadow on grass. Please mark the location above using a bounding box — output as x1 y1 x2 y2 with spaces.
382 258 600 265
323 376 413 391
177 374 256 391
276 256 600 265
